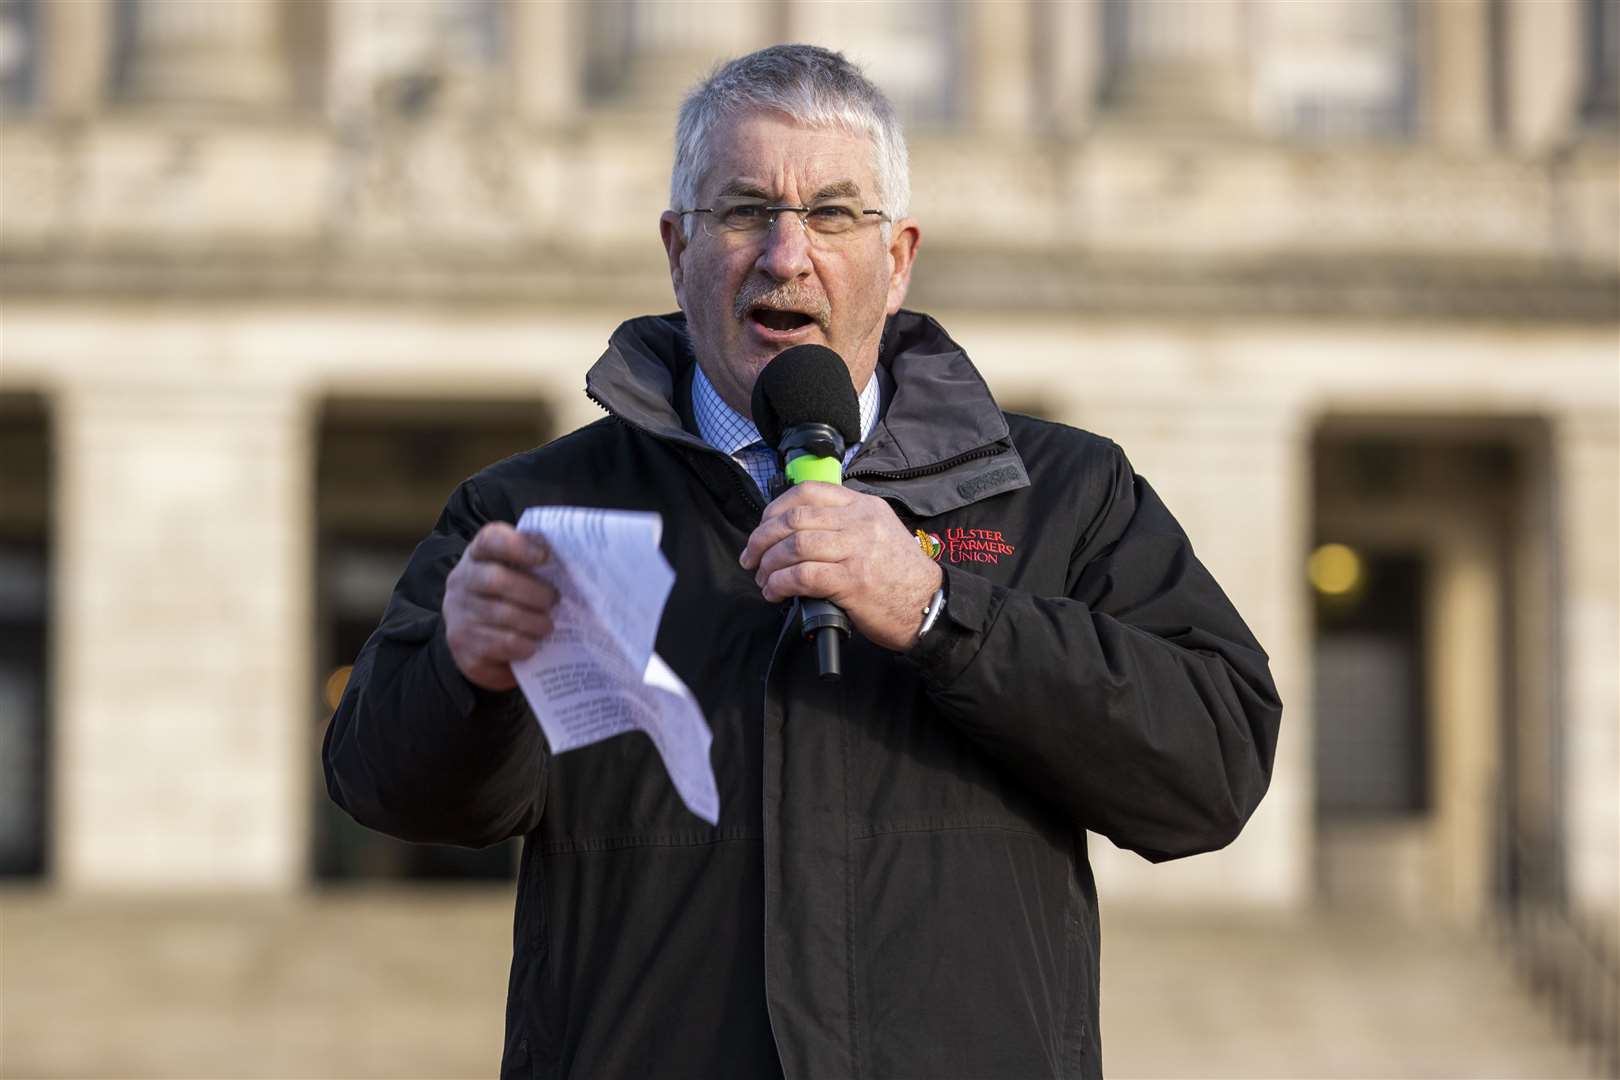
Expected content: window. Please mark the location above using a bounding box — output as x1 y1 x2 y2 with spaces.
1252 0 1418 140
0 0 37 110
313 397 553 882
327 0 507 120
0 393 51 877
1582 0 1619 129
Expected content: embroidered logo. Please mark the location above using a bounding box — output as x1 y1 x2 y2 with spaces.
914 529 943 561
944 527 1016 565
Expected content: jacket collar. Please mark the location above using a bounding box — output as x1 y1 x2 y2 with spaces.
583 310 1030 517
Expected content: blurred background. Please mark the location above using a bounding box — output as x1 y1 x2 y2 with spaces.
0 0 1616 1076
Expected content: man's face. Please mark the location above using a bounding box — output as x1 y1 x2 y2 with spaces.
660 112 921 418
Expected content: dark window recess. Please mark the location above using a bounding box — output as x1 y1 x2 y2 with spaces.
1582 0 1620 129
0 393 51 878
0 0 37 109
314 398 552 882
1314 552 1430 818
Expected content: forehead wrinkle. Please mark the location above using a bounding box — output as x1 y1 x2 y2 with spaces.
709 177 866 203
715 179 772 199
703 170 868 202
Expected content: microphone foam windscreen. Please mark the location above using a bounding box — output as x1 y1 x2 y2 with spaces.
751 345 862 449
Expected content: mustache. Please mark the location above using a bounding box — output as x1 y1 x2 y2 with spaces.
733 278 831 330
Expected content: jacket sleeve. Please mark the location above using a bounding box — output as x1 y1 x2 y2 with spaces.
322 477 547 848
906 444 1282 862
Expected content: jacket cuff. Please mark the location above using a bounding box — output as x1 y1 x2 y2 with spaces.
904 564 999 688
426 618 531 729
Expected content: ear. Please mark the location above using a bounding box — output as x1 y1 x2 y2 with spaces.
659 211 689 309
884 217 921 315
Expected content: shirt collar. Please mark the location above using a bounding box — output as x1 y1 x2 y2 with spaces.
691 360 882 455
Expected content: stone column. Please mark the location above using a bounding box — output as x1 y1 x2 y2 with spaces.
1106 0 1250 127
512 0 583 125
42 0 113 115
1556 409 1619 919
120 0 289 108
55 384 313 890
1041 0 1104 135
1425 0 1493 150
1086 396 1311 909
967 0 1034 133
611 0 765 112
1504 0 1582 151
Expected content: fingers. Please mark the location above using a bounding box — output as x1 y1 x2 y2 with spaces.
740 484 855 570
752 528 850 588
462 594 557 640
444 522 560 690
758 559 842 605
460 557 559 613
737 485 945 650
460 621 553 664
456 523 556 607
466 521 549 569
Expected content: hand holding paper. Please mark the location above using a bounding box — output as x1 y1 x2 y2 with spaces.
509 507 720 825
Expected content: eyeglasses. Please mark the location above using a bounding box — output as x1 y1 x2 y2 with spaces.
677 196 888 243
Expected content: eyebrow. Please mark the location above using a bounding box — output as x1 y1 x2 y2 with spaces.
811 180 862 202
713 178 865 202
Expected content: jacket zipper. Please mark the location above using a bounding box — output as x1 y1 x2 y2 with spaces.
597 379 790 1061
587 381 1004 1073
844 442 1007 483
757 604 799 1074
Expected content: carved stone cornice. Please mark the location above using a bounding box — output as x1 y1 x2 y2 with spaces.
2 245 1613 323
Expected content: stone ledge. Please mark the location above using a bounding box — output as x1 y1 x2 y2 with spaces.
2 248 1613 323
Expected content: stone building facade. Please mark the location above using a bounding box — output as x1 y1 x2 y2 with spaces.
0 0 1615 946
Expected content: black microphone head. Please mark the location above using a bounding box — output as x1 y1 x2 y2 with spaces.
751 345 861 450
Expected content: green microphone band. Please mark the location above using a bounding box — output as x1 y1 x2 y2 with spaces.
785 454 842 486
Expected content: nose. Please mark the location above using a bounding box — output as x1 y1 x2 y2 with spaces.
754 209 814 281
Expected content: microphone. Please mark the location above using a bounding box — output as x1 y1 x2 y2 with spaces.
752 344 862 680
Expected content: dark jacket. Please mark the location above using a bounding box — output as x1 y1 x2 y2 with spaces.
323 310 1283 1080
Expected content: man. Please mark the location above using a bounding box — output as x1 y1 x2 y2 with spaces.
324 45 1281 1080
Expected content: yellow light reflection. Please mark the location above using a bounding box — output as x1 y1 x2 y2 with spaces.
1309 543 1363 596
323 665 353 712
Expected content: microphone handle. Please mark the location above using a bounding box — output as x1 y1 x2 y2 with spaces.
799 598 851 681
779 431 852 680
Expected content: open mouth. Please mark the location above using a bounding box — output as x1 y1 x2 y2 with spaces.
749 308 816 333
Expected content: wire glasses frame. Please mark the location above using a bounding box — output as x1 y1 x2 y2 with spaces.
676 197 889 243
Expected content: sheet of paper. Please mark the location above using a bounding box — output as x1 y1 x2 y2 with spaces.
510 506 719 825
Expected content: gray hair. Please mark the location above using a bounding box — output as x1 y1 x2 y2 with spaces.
671 45 910 231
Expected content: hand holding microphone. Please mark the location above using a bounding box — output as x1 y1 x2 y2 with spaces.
739 345 944 673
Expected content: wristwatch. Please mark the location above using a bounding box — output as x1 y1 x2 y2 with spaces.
917 584 947 641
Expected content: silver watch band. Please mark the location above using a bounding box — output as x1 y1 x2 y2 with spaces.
918 585 947 639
